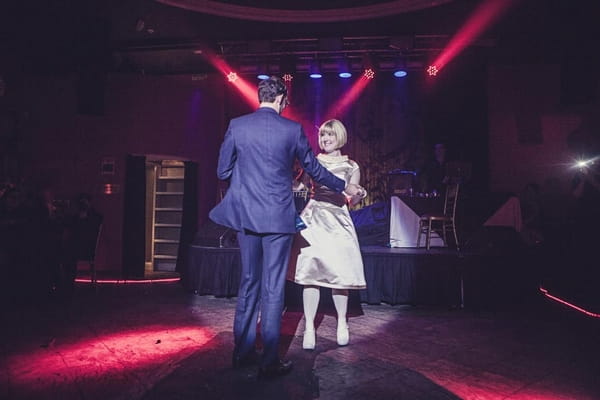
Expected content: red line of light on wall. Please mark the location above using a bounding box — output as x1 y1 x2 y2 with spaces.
539 287 600 318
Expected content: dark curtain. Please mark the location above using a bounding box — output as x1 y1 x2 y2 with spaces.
122 154 146 278
281 75 425 205
176 161 198 276
184 246 462 307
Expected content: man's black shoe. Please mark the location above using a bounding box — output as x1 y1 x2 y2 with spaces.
232 350 259 369
257 359 293 379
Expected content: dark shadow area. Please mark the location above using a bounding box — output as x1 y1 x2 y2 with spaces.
142 331 322 400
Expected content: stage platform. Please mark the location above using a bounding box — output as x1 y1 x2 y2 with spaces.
183 244 538 310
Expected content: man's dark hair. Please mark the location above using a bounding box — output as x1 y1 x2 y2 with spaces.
258 76 287 103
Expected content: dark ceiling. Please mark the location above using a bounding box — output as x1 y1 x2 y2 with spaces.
2 0 600 76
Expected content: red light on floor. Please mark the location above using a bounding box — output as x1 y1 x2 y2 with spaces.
74 277 181 284
8 325 216 392
363 68 375 79
427 65 438 76
227 72 238 83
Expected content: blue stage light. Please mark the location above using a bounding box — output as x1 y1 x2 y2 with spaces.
393 70 408 78
337 57 352 79
257 74 270 80
309 59 322 79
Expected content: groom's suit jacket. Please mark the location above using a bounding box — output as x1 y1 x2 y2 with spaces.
210 107 345 233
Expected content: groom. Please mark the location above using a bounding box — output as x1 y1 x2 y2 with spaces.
209 76 363 379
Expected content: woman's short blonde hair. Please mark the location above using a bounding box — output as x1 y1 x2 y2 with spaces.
318 119 347 150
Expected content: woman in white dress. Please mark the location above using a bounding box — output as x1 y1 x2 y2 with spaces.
292 119 367 350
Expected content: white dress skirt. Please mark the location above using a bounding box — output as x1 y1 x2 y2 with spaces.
289 154 366 290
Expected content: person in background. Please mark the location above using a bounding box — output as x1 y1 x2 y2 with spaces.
290 119 367 351
418 142 449 195
60 193 103 300
518 182 544 246
570 156 600 249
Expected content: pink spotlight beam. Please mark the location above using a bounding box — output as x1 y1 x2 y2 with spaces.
202 49 258 108
201 48 305 137
324 75 372 120
433 0 517 71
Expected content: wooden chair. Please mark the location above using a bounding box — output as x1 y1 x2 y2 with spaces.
417 183 460 250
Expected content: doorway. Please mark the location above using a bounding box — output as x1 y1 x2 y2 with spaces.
145 160 185 275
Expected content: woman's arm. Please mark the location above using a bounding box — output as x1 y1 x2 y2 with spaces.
348 166 366 207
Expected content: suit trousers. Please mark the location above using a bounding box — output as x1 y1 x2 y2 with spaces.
233 230 294 367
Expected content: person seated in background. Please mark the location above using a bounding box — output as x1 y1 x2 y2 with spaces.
34 186 69 300
518 182 544 246
60 193 103 297
0 187 27 296
72 193 103 259
570 156 600 249
1 184 62 303
418 142 450 195
0 181 14 200
0 186 28 229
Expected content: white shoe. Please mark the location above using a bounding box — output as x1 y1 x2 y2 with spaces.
337 324 349 346
303 329 316 350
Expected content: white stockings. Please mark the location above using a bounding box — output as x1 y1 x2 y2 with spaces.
302 286 350 349
332 289 349 346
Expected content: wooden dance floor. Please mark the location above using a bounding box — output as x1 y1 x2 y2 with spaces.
3 276 599 399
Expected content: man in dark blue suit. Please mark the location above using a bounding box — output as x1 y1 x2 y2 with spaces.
210 76 363 379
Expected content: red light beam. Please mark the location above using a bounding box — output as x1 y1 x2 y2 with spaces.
201 48 305 136
433 0 517 71
202 49 258 108
324 75 372 120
